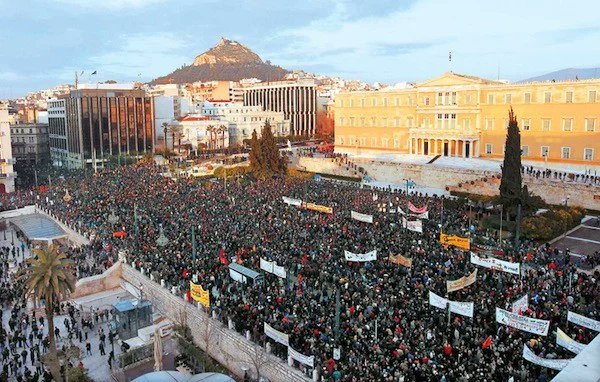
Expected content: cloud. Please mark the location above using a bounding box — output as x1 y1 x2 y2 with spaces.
87 32 192 81
52 0 166 10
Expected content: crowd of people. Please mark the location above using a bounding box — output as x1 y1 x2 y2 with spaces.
521 165 600 185
1 162 597 381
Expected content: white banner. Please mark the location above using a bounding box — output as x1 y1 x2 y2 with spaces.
522 345 571 371
413 211 429 219
351 211 373 224
260 258 286 279
567 311 600 332
402 217 423 233
496 308 550 336
288 346 314 367
512 294 529 314
260 258 274 273
471 252 520 275
264 322 289 346
282 196 302 207
273 264 287 279
556 328 586 354
428 291 474 318
344 250 377 262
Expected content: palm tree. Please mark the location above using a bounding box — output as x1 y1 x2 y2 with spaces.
218 124 227 149
161 122 169 150
206 125 215 150
20 246 76 381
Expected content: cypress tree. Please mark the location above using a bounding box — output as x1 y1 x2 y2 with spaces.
499 107 523 218
248 129 263 177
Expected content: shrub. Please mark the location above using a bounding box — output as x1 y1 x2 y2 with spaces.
213 166 252 179
521 206 584 241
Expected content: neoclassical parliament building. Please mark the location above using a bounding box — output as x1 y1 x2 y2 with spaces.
334 72 600 165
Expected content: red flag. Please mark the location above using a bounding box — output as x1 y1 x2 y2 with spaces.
482 335 492 349
219 248 229 265
182 268 189 279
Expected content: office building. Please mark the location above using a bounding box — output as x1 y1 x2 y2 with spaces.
10 123 50 165
0 103 15 193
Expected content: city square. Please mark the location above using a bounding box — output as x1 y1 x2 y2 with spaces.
0 1 599 381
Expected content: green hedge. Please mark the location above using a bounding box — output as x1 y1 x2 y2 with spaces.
522 206 585 241
213 165 252 179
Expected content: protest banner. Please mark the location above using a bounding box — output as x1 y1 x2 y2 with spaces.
344 250 377 262
522 345 571 370
303 202 333 214
288 346 315 367
351 211 374 224
439 233 470 250
512 294 529 314
273 264 287 279
402 217 423 233
264 322 289 346
556 327 586 354
190 281 210 308
260 258 274 273
471 252 520 275
282 196 302 207
446 269 477 292
495 308 550 336
567 311 600 332
428 291 474 318
388 254 412 268
413 211 429 219
408 201 428 214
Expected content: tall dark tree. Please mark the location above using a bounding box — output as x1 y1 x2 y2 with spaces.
499 107 523 219
260 121 283 174
248 129 263 176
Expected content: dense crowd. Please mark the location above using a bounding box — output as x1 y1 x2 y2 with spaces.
14 164 598 381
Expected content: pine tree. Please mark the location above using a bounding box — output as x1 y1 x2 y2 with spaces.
260 121 280 174
499 107 523 218
249 129 263 176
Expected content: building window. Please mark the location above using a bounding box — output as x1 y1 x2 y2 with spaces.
451 92 457 105
522 119 531 131
485 118 494 130
360 99 365 107
339 117 345 126
585 118 596 132
524 93 531 103
424 97 430 106
541 146 550 158
395 117 401 127
561 147 571 159
589 90 597 102
505 94 512 104
382 118 387 127
542 119 551 131
487 94 494 104
360 117 365 126
371 137 377 146
544 92 551 103
394 98 400 107
437 93 443 105
372 98 377 107
382 138 389 147
566 91 573 103
383 98 388 107
339 100 344 108
371 117 376 127
485 144 493 154
562 118 573 131
407 118 413 128
521 145 529 156
393 139 399 148
338 136 344 145
584 148 594 161
349 117 355 127
360 137 366 146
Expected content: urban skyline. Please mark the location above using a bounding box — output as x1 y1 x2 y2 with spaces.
1 0 600 97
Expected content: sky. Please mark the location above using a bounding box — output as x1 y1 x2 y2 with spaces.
1 0 600 98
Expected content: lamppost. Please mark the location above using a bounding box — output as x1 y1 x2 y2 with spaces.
156 224 169 247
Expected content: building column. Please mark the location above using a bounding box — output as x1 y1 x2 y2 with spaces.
462 140 467 158
408 137 412 154
469 140 474 158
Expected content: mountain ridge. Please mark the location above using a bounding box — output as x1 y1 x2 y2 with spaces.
151 38 289 84
519 67 600 83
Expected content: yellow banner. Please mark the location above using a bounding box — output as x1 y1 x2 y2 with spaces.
190 281 210 308
303 202 333 214
446 269 477 292
440 233 471 250
388 254 412 268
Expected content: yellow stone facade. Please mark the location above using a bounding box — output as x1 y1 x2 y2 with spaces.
334 72 600 165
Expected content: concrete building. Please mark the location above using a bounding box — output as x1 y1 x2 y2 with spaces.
241 79 317 137
48 84 154 169
10 123 50 165
172 115 229 152
199 100 289 145
334 72 600 165
0 103 16 193
153 96 192 148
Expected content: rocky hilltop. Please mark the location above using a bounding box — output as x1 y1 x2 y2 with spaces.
152 37 288 84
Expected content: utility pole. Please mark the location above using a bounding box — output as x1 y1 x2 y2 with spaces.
34 168 38 189
498 205 503 246
191 225 197 263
